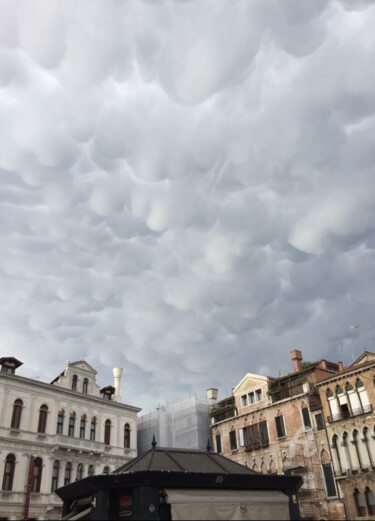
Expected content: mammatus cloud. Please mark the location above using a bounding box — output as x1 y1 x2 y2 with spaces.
0 0 375 410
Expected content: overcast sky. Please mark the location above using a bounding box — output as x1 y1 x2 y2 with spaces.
1 0 375 413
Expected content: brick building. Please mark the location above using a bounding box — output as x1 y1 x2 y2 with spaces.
316 351 375 520
210 350 346 520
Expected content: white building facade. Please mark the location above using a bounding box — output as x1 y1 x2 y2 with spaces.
0 357 141 520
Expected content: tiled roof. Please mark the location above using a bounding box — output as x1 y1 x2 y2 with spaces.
114 446 256 475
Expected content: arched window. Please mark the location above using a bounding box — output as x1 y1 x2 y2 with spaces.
2 454 16 491
365 487 375 516
336 385 344 395
354 488 366 517
68 412 76 437
270 460 277 474
11 399 23 429
88 465 95 476
332 434 343 475
321 449 336 498
363 427 374 468
64 462 72 486
353 430 363 470
90 416 97 441
104 419 111 446
72 375 78 391
51 460 60 492
343 432 353 471
38 404 48 434
82 378 88 394
301 406 312 429
356 378 364 389
124 423 131 449
56 408 65 435
326 388 333 398
76 463 83 481
103 466 110 475
79 414 86 439
32 457 43 493
345 382 353 392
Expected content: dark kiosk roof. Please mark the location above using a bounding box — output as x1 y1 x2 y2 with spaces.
114 446 257 475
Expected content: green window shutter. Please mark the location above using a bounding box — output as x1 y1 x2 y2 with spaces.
216 434 222 454
230 430 237 451
275 416 285 438
315 413 324 431
322 463 336 498
302 407 312 428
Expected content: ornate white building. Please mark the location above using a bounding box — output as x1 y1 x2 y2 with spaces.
0 357 141 520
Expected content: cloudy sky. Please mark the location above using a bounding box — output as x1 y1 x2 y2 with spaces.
1 0 375 412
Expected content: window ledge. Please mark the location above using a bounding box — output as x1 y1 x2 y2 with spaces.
277 436 286 440
231 449 238 454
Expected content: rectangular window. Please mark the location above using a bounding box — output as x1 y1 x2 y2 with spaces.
255 389 262 402
248 392 255 404
216 434 222 454
302 408 312 429
275 416 286 438
241 395 248 407
229 430 237 451
239 428 245 447
315 413 324 431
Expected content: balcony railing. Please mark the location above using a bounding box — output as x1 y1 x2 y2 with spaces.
327 404 372 423
54 434 106 453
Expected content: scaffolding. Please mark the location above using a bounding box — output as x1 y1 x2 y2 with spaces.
281 435 334 521
137 394 212 453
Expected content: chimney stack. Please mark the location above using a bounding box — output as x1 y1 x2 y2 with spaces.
338 361 344 372
206 388 218 406
290 350 303 372
113 368 123 403
320 360 328 369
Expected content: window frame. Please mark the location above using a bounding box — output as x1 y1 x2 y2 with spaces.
37 404 48 434
2 454 16 491
11 399 23 430
31 457 43 494
229 430 237 451
124 423 131 449
275 415 286 439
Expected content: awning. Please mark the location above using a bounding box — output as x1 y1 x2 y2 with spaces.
166 489 290 521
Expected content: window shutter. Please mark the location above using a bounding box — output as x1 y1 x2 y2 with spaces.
302 407 312 428
216 434 222 454
230 430 237 451
275 416 285 438
322 463 336 497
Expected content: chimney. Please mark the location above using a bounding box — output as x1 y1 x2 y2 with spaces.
320 360 328 370
206 388 218 406
290 350 303 372
113 368 123 403
338 361 344 372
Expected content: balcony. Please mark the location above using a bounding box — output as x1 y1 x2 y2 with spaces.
53 434 106 454
245 439 269 452
327 404 373 423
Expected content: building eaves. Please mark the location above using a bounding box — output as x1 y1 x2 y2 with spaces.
315 360 375 387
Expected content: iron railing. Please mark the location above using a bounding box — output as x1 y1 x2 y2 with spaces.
327 404 372 423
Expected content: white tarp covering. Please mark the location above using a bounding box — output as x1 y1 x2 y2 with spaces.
166 488 290 520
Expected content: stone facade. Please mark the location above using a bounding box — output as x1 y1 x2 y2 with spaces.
0 358 141 520
316 352 375 520
211 352 345 520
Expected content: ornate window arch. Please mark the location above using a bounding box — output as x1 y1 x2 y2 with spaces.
38 404 48 434
104 419 111 446
64 462 72 486
82 378 88 394
354 488 366 517
51 460 60 492
320 449 336 498
124 423 131 449
32 457 43 493
68 411 76 437
11 399 23 429
365 487 375 516
72 374 78 391
56 408 65 434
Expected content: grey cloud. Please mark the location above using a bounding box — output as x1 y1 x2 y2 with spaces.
0 0 375 410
